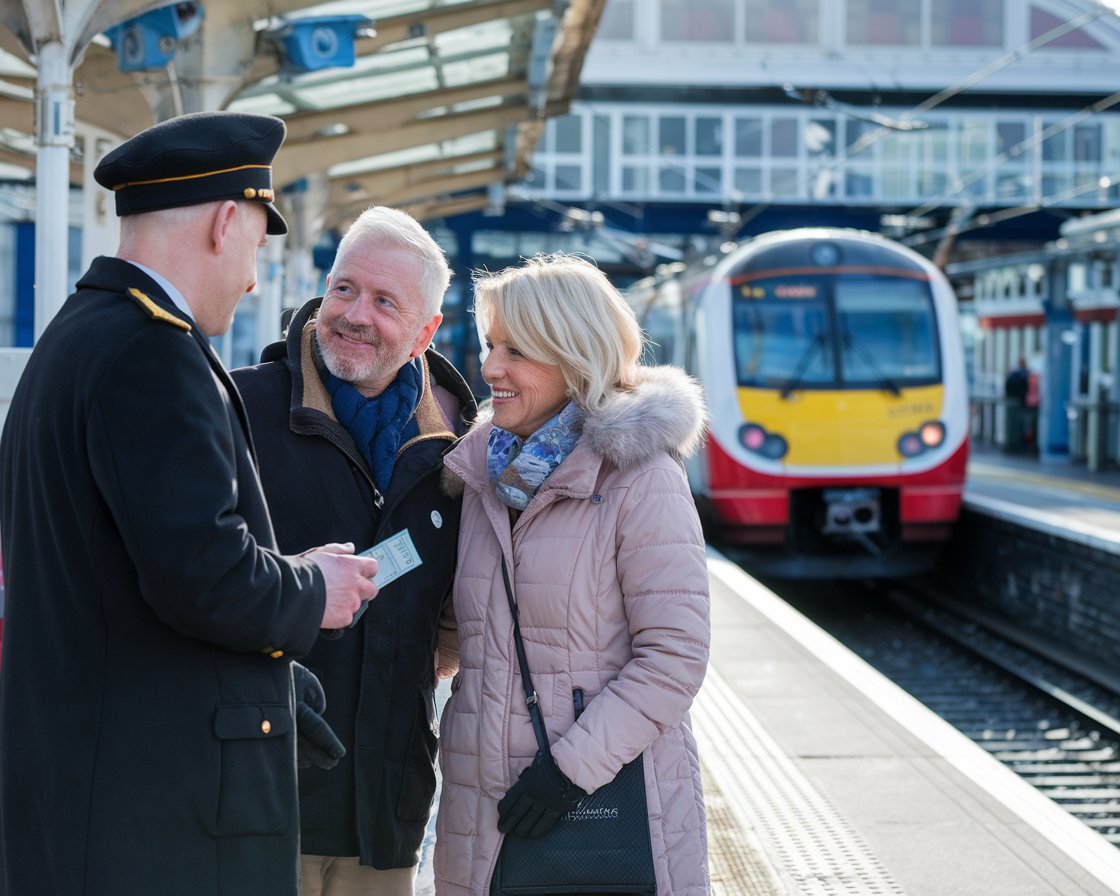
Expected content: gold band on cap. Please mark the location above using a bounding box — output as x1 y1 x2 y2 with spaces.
109 163 273 191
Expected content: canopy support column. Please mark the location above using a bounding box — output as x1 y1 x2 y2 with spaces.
34 40 75 340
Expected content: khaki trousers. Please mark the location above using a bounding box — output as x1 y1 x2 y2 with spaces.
300 854 417 896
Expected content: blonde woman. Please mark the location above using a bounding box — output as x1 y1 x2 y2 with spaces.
435 253 712 895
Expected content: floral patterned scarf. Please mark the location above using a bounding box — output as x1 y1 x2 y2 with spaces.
486 402 584 511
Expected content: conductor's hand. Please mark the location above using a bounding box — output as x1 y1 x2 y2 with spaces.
291 662 345 770
497 752 587 838
305 543 378 629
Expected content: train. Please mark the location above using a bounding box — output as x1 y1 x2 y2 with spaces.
626 227 969 578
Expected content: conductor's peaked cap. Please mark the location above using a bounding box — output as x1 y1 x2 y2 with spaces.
94 111 289 235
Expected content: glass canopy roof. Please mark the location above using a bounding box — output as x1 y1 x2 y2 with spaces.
0 0 602 227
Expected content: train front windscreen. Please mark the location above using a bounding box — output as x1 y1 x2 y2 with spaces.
731 274 940 392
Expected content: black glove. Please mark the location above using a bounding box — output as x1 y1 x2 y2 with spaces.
291 662 346 770
497 752 587 838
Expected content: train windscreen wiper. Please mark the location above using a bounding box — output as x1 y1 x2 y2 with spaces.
841 331 901 395
780 334 824 399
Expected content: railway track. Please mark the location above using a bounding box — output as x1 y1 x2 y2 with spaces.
766 576 1120 847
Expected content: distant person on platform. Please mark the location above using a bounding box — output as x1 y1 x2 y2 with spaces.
231 205 477 896
1005 357 1030 404
0 112 379 896
1005 356 1031 449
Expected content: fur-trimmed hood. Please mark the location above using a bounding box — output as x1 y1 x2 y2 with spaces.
580 364 707 468
442 364 707 497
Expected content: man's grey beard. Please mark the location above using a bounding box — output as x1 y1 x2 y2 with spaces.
315 325 393 391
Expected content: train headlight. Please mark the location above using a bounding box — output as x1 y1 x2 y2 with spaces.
897 420 946 457
761 434 789 459
740 424 767 452
810 242 840 266
897 432 923 457
739 423 789 459
919 420 946 448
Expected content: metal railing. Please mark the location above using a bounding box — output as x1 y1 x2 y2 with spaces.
971 394 1119 471
1067 398 1120 472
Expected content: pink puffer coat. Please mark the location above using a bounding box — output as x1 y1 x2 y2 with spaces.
434 365 712 895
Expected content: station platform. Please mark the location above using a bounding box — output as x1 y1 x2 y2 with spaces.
965 446 1120 551
693 551 1120 896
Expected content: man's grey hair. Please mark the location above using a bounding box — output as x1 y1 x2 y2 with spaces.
331 206 453 316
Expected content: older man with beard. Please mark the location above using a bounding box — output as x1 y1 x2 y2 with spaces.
232 205 476 896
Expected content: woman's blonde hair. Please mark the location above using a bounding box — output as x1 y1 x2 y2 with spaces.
472 253 645 411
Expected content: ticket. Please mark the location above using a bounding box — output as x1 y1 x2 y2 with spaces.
359 529 423 588
346 530 423 628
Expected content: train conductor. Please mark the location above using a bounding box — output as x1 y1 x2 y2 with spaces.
0 111 378 896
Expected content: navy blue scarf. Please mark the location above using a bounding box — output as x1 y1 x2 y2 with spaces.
326 358 422 494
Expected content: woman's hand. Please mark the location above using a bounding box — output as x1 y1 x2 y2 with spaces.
497 752 587 838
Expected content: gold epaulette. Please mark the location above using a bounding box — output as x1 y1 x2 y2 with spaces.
126 287 191 332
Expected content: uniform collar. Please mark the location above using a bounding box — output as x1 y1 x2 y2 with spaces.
121 259 195 324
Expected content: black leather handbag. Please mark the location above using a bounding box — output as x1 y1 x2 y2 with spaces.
490 559 657 896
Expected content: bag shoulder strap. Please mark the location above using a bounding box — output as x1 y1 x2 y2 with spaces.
500 557 553 758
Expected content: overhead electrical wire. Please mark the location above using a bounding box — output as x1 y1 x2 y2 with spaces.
771 4 1116 243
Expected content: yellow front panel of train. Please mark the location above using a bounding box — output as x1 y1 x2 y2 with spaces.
737 384 945 466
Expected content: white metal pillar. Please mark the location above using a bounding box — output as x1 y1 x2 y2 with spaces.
34 40 75 340
256 235 288 353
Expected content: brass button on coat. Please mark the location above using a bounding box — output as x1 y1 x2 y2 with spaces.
261 720 271 735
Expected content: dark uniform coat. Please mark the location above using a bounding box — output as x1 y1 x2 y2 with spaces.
232 298 476 869
0 257 327 896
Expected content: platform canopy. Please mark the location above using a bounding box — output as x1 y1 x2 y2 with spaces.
0 0 603 229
